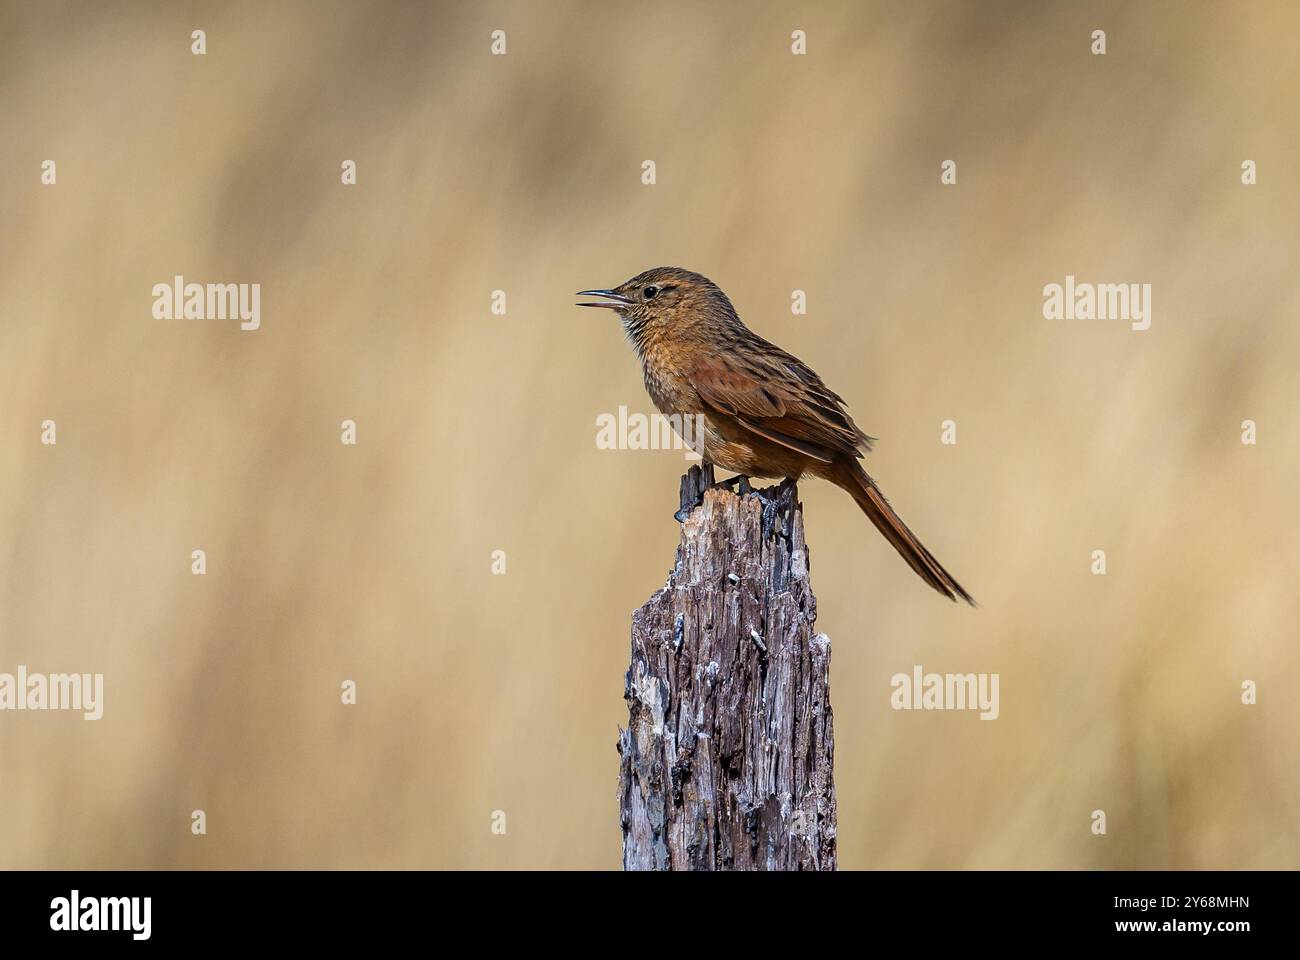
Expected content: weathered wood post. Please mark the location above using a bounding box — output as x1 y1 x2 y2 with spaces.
617 464 837 870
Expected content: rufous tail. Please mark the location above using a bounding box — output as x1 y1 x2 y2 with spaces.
831 458 976 606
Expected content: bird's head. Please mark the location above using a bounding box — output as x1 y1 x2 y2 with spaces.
577 267 737 345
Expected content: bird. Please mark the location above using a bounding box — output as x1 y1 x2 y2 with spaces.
578 266 974 605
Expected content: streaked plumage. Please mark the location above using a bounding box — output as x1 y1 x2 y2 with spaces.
579 267 974 605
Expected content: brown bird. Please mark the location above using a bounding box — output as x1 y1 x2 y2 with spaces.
579 266 974 605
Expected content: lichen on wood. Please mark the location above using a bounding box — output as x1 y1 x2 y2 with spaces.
617 464 837 870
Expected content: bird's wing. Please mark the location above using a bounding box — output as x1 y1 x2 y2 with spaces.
689 352 869 463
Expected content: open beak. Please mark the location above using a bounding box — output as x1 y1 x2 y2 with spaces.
575 289 633 310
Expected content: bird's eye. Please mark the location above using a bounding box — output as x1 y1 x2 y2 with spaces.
643 286 659 300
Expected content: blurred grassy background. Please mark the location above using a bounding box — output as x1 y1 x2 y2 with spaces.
1 0 1297 869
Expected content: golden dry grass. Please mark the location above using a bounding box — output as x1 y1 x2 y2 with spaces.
0 0 1296 868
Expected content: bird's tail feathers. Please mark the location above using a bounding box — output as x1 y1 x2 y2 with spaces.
830 459 976 606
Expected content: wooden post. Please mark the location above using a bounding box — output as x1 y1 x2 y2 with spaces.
617 464 837 870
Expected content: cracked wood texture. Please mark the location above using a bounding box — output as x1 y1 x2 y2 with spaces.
617 464 837 870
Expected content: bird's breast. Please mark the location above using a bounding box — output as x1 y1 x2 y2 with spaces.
639 345 699 417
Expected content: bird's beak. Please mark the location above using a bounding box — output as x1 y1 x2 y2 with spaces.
575 289 633 310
